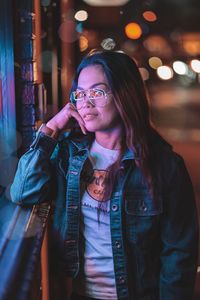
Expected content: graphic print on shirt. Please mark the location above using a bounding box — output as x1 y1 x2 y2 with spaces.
80 139 119 213
81 167 110 213
86 169 109 202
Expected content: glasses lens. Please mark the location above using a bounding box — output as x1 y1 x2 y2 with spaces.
72 90 85 100
88 89 104 99
89 89 109 107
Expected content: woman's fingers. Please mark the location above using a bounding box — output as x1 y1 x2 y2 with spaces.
47 102 87 134
68 105 87 134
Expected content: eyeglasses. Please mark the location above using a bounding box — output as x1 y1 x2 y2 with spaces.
70 88 112 109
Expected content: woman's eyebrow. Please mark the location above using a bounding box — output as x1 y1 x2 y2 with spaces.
77 82 109 90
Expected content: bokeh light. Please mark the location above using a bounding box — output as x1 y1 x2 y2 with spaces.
172 61 188 75
125 22 142 40
157 66 173 80
142 10 157 22
148 56 162 69
58 20 78 43
143 35 172 57
121 40 138 54
139 67 149 81
79 35 89 52
182 33 200 55
101 38 116 50
76 22 83 33
74 10 88 22
190 59 200 73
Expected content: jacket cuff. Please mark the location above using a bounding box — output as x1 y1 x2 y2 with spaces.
30 131 57 156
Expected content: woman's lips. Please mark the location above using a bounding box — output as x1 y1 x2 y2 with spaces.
83 113 98 121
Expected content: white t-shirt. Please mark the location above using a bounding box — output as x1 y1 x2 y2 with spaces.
73 139 120 299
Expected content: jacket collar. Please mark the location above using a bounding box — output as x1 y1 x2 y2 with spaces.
61 128 171 162
122 148 138 160
65 133 139 161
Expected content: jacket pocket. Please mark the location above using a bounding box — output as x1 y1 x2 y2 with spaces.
125 189 162 216
124 190 163 244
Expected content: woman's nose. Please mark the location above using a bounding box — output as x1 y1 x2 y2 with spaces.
81 96 94 108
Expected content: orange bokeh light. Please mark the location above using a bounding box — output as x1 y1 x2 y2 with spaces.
143 10 157 22
125 22 142 40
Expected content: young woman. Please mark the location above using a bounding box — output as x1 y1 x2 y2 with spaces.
11 50 199 300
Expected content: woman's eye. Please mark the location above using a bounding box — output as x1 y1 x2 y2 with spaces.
93 90 103 97
76 91 84 99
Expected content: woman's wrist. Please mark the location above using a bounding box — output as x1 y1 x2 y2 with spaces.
38 123 60 139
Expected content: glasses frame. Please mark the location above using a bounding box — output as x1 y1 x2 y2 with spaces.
70 88 112 109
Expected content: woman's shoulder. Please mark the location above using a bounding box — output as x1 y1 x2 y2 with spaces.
151 129 185 171
57 130 94 152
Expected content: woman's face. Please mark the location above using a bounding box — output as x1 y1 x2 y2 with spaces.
76 65 122 133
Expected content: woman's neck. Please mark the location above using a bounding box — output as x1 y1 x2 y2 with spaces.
95 126 123 150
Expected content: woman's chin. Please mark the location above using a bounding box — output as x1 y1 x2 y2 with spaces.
85 124 99 132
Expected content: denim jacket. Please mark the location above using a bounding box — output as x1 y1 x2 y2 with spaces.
10 131 199 300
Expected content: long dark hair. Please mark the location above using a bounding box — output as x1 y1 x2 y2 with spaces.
71 50 162 201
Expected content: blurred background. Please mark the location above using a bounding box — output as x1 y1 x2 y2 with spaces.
36 0 200 193
0 0 200 299
37 0 200 257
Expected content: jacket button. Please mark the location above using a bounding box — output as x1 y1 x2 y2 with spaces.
118 276 125 284
112 204 118 211
115 241 121 248
140 202 147 211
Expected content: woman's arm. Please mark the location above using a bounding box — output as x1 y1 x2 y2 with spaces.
160 155 199 300
10 131 58 205
10 102 87 206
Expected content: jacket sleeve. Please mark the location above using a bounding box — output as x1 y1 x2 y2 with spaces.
10 131 58 205
160 154 199 300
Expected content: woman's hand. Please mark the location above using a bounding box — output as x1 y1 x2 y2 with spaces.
46 102 87 135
